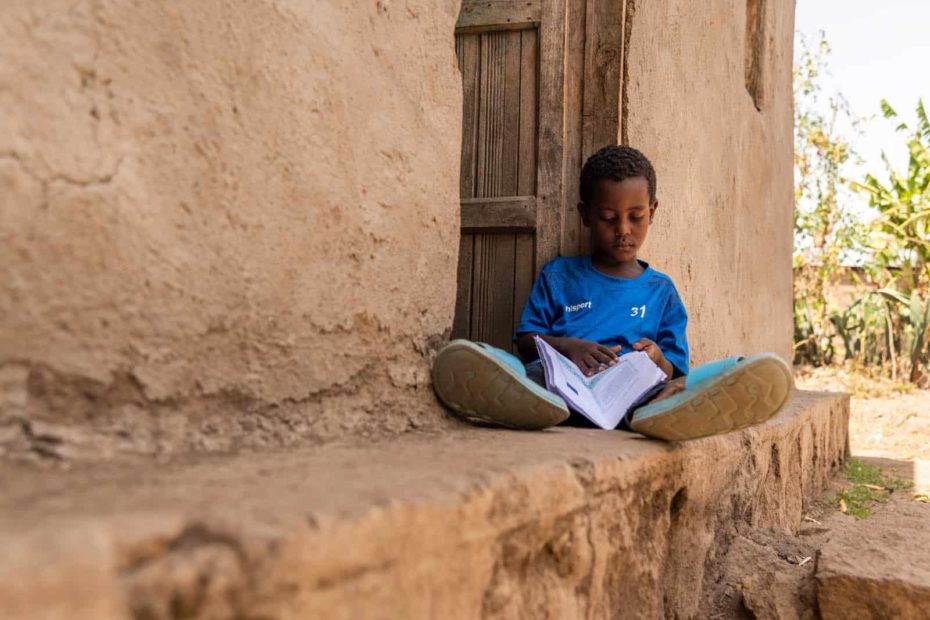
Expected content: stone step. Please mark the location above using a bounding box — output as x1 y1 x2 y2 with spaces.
817 498 930 619
0 391 848 619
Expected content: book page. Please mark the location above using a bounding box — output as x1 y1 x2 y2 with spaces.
533 337 605 424
587 352 667 416
534 337 667 429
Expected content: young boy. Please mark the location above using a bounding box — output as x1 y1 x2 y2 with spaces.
432 145 792 441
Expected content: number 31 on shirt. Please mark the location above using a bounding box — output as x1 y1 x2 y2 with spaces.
630 305 646 318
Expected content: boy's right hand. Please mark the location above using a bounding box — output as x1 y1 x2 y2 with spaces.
555 338 621 377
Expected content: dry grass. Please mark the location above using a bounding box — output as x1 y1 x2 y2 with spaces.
795 364 930 462
794 364 915 398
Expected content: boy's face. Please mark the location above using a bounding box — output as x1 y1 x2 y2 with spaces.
578 176 657 264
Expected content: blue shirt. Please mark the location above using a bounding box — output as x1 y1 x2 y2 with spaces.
514 255 690 377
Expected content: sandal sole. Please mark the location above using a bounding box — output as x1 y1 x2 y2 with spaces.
431 340 569 430
630 354 793 441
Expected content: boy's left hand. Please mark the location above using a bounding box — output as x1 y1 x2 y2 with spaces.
632 338 674 378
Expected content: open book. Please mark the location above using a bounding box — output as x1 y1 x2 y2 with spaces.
534 335 668 429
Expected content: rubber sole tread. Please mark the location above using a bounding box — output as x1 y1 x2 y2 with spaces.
630 355 793 442
431 342 568 430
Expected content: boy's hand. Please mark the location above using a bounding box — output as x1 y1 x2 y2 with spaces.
632 338 674 378
556 338 622 377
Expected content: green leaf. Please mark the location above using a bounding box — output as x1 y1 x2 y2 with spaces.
881 99 899 119
910 291 922 322
877 288 909 307
917 98 930 139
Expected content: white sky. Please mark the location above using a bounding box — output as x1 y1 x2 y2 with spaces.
795 0 930 184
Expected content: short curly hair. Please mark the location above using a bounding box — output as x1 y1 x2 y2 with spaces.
579 145 657 205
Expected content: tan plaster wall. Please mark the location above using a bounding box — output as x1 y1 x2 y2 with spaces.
625 0 796 364
0 0 797 455
0 0 463 455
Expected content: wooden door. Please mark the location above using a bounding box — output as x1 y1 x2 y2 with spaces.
453 0 565 350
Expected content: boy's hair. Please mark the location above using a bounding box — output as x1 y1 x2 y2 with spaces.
579 145 657 205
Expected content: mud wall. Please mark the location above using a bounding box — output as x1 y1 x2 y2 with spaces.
0 0 797 456
0 0 463 456
625 0 796 364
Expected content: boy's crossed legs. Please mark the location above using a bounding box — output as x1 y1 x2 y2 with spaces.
431 340 793 441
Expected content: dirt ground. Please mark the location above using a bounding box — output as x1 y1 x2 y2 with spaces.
796 367 930 464
703 370 930 619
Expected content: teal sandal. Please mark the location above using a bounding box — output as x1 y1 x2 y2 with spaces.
630 353 793 441
431 340 569 430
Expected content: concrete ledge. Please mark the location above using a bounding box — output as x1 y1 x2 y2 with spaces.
0 391 848 619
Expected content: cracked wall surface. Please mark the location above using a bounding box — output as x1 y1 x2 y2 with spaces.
0 0 463 456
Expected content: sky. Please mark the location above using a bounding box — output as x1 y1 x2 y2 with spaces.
795 0 930 184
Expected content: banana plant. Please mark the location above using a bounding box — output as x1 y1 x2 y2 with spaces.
853 99 930 382
876 287 930 382
831 298 865 361
907 291 930 382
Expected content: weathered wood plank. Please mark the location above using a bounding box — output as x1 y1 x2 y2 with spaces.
512 233 535 351
461 196 537 231
455 32 480 341
470 234 493 342
456 33 481 199
562 0 587 255
501 30 522 196
576 0 626 255
582 0 623 159
457 0 541 31
517 28 538 196
619 0 631 144
477 31 506 198
452 234 475 340
471 233 517 349
534 0 566 274
489 234 518 348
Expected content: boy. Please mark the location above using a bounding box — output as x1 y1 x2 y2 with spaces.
432 146 792 441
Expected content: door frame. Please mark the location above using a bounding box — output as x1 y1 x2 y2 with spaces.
451 0 630 345
562 0 629 256
455 0 630 261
